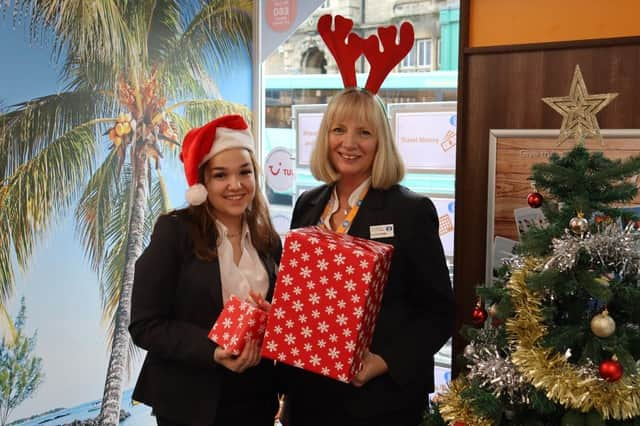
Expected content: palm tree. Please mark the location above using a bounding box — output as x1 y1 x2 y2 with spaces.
0 1 253 423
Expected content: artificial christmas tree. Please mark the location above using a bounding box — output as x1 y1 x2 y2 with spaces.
424 66 640 425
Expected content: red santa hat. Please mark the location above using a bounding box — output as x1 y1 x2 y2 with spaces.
180 114 254 205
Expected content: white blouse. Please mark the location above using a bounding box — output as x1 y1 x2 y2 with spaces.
216 220 269 303
320 177 371 231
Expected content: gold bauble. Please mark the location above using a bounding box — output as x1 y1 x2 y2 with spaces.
591 310 616 338
488 303 499 317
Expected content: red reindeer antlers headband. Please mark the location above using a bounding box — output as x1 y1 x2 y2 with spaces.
317 14 414 94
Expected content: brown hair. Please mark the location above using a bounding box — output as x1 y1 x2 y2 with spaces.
309 87 405 189
187 150 280 262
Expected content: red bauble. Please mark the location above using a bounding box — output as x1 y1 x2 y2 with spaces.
527 191 543 208
471 305 488 327
599 359 623 382
454 422 466 426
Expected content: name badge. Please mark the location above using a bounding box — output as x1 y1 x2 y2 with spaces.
370 224 394 239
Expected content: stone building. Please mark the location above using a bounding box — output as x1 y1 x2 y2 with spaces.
264 0 460 76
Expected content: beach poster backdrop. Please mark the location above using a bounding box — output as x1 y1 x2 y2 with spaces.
0 3 253 424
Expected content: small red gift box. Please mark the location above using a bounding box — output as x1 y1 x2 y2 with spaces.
208 295 268 355
261 226 393 382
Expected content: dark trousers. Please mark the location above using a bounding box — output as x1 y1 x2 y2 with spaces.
156 416 186 426
155 399 277 426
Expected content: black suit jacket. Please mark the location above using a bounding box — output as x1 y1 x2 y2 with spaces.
129 209 281 425
283 184 454 423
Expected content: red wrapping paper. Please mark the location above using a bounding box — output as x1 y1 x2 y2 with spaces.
208 295 268 355
261 226 393 382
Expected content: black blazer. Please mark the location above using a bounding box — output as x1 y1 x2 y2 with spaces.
129 209 281 425
283 184 454 423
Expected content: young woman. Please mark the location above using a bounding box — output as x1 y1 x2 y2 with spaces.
282 88 455 426
129 114 282 426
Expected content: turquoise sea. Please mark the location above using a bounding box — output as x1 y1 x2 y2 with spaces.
12 389 155 426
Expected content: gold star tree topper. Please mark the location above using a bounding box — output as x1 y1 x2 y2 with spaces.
542 65 618 145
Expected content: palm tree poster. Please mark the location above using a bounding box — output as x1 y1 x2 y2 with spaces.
0 1 253 424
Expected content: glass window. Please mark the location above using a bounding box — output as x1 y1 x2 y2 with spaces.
403 39 432 71
259 0 460 400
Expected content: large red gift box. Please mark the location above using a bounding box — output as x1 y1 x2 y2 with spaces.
261 226 393 382
208 295 268 355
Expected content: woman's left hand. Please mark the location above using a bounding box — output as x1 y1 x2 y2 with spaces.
214 338 261 373
249 290 271 312
351 350 388 387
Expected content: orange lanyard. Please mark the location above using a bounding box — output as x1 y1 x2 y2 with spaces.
319 187 369 234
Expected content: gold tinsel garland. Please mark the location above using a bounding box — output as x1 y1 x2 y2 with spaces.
506 264 640 420
438 378 494 426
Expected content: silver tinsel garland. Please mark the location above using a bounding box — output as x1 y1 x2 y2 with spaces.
544 222 640 277
463 328 530 405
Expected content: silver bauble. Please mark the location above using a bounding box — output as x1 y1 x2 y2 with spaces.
569 216 589 235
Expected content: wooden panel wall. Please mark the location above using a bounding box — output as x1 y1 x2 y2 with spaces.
452 0 640 374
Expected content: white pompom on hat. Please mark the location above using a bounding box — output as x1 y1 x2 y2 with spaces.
179 114 254 205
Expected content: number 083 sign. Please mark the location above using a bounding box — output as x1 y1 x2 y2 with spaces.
266 0 297 33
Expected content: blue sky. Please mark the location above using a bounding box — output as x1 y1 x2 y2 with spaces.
0 20 252 422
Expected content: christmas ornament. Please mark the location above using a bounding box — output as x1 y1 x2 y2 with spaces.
463 344 475 358
590 310 616 338
488 303 502 327
527 191 543 208
545 222 640 277
464 342 529 404
438 379 494 426
599 358 623 382
569 214 589 235
542 64 618 146
488 303 499 317
471 304 488 327
594 214 610 225
507 261 640 420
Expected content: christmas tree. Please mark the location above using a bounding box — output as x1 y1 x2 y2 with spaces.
423 67 640 426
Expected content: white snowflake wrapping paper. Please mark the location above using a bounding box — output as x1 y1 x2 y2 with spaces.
208 295 268 355
261 226 394 382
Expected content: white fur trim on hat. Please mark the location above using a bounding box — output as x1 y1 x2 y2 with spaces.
186 183 208 206
198 127 254 168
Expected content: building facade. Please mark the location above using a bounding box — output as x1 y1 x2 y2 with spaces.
263 0 460 128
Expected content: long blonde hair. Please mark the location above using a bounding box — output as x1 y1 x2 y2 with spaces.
310 88 405 189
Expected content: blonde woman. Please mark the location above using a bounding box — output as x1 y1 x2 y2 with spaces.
282 88 454 426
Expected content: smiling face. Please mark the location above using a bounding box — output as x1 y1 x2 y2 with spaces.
203 148 256 228
327 115 378 185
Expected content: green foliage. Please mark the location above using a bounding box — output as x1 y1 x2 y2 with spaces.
420 403 448 426
449 143 640 425
561 410 587 426
460 382 503 423
521 144 640 255
529 388 560 415
577 271 613 304
0 298 43 426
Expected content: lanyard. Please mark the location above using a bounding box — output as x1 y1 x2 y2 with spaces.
319 186 369 234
